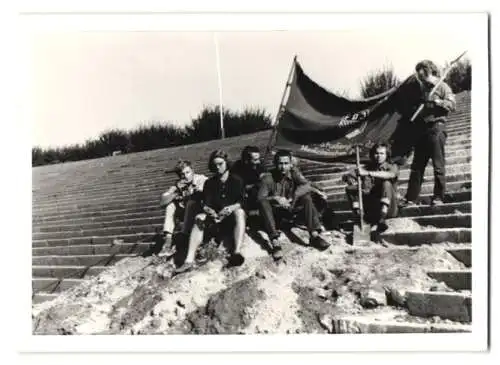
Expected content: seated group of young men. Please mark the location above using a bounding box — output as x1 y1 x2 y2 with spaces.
160 143 399 274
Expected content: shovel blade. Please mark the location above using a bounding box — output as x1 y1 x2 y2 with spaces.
353 224 371 245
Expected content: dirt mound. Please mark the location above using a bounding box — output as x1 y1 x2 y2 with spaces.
32 232 466 335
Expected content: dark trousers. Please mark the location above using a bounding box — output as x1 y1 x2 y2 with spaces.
244 186 260 211
258 193 322 239
406 122 447 201
346 180 398 224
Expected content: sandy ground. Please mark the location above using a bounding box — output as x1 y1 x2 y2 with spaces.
32 218 467 335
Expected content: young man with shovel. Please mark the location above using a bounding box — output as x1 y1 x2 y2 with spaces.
343 143 399 236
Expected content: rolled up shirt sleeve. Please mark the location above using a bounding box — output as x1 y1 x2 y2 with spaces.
439 84 456 112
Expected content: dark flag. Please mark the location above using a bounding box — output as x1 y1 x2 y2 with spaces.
274 61 422 164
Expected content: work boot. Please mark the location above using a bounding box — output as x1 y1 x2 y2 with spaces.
227 252 245 267
431 198 444 206
310 233 331 251
399 199 417 208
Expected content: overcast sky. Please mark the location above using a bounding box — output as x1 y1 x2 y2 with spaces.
27 24 475 148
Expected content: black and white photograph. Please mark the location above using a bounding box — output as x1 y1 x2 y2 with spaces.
18 10 490 353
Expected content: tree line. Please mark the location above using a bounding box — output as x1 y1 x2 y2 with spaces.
32 107 272 167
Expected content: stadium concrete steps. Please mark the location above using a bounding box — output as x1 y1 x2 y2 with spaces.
31 126 471 196
31 154 471 209
31 178 472 221
31 156 471 209
32 126 470 201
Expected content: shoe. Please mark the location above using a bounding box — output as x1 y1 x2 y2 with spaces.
431 198 444 206
399 199 417 208
376 220 389 233
158 235 176 257
228 253 245 267
270 238 284 261
311 235 331 251
174 262 195 275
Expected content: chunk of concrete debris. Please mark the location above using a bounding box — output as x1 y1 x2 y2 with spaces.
429 282 454 292
387 287 407 307
318 314 334 333
360 287 387 308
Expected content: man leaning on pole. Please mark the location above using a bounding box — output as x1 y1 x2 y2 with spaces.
400 60 456 207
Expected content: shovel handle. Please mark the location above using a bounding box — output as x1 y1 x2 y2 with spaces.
355 145 365 230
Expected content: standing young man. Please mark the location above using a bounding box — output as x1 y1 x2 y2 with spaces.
401 60 456 207
175 150 246 274
159 160 207 257
258 150 330 260
343 143 399 233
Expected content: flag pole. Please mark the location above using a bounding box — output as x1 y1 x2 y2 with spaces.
355 145 365 231
263 55 297 161
214 32 225 139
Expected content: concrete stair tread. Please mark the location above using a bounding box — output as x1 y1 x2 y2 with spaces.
427 270 472 291
380 228 471 246
331 308 472 333
446 247 472 267
32 232 157 247
32 242 153 256
33 265 109 280
405 290 472 323
32 292 59 304
32 264 108 269
32 277 86 294
32 253 135 266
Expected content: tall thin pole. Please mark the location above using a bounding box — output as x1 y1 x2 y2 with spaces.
263 55 297 161
355 145 365 230
214 32 225 139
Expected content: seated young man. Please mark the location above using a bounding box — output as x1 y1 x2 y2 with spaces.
257 150 331 260
175 150 246 274
231 146 266 212
342 143 399 233
159 160 207 257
